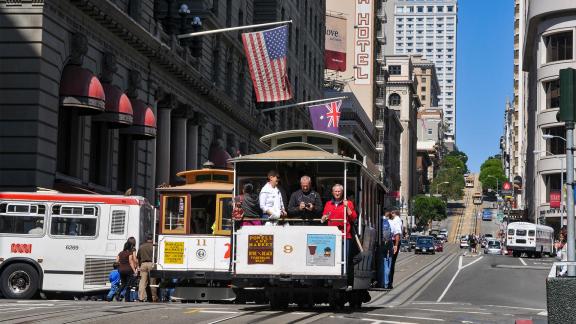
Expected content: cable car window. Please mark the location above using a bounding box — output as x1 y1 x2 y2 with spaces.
162 196 188 234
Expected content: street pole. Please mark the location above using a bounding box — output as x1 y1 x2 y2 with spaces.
561 157 565 230
177 20 293 38
566 121 575 276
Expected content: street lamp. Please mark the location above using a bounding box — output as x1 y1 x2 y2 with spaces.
487 175 499 196
436 181 449 195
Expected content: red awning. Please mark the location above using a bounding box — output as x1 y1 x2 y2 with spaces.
121 99 156 139
94 84 133 127
59 65 105 114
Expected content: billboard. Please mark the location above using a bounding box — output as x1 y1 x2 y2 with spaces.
325 15 347 71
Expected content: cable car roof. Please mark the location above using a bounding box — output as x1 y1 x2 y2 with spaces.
157 182 233 193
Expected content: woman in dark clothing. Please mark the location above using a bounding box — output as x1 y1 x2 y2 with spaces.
240 183 262 226
116 241 137 301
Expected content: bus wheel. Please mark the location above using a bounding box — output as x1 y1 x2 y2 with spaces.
0 263 39 299
269 293 288 310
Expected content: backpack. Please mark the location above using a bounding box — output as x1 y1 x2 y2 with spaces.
381 218 393 243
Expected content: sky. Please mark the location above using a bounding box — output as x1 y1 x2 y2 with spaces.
456 0 514 172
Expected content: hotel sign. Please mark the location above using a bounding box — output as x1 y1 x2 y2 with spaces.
355 0 372 85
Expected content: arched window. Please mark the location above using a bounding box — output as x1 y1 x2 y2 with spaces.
389 93 401 106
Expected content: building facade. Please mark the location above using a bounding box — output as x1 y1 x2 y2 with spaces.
522 0 576 229
512 0 527 210
385 55 419 216
0 0 324 201
384 0 457 148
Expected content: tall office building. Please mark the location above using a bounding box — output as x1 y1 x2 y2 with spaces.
384 0 458 148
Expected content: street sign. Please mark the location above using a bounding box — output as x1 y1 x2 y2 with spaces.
501 181 513 195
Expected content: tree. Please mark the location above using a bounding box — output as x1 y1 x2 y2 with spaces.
430 167 464 200
446 150 469 173
479 158 506 193
412 195 447 227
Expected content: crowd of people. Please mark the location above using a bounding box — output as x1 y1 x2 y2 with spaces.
106 234 166 302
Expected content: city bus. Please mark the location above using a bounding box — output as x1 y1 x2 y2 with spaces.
506 222 554 258
151 166 236 301
0 192 154 299
473 192 483 205
230 130 385 309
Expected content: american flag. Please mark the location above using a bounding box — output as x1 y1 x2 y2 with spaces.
242 26 293 102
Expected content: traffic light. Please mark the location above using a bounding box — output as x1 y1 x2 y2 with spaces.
557 68 576 122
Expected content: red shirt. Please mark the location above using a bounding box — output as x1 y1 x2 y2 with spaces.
322 199 358 239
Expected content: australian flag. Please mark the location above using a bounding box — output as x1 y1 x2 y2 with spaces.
308 100 342 134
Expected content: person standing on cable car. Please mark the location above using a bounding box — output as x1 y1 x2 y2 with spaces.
259 170 287 225
321 184 358 285
288 175 322 224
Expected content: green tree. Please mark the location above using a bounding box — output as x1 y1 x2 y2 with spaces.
412 195 447 227
446 150 469 173
430 167 465 200
479 158 506 193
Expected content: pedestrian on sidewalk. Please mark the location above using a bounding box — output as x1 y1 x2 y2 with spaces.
387 209 403 289
378 211 394 289
137 234 158 302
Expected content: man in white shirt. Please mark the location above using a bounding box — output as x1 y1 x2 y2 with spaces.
388 209 403 288
259 170 287 226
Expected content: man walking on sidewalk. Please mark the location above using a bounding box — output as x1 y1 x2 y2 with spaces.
388 209 403 289
137 234 158 302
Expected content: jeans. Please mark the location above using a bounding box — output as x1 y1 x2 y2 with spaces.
378 242 394 288
106 283 121 301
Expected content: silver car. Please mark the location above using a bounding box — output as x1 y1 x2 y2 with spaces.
484 240 502 255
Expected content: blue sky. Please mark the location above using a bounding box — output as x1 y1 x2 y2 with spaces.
456 0 513 172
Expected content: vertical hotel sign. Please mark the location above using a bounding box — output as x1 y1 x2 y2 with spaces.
325 15 347 71
355 0 372 85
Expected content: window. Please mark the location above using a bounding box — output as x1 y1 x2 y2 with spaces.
389 93 401 106
50 204 98 237
162 196 188 234
427 6 433 12
417 6 423 12
545 31 573 63
388 65 401 75
544 126 566 154
0 203 46 235
544 79 560 109
516 229 526 236
427 128 433 135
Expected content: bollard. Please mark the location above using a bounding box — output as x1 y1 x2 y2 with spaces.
546 262 576 324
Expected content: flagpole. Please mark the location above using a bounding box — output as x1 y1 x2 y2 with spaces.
177 20 293 39
260 96 348 113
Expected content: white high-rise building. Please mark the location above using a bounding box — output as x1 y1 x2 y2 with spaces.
384 0 458 147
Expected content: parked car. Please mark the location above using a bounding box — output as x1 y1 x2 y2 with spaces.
400 239 411 252
459 236 469 249
484 239 502 255
409 235 419 250
440 229 448 237
415 236 436 254
437 234 447 242
435 239 444 252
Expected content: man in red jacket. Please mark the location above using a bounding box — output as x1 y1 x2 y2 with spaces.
321 183 358 285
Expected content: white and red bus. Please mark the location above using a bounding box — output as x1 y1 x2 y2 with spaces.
0 192 154 299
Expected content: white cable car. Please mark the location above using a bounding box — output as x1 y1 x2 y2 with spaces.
230 130 385 309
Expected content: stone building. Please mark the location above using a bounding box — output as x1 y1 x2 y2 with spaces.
0 0 324 201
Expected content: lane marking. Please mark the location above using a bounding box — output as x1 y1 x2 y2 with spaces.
206 313 248 324
484 304 546 312
519 258 527 266
184 309 200 314
360 318 417 324
365 313 445 321
462 256 483 269
401 307 492 315
538 310 548 316
436 256 462 302
200 310 239 314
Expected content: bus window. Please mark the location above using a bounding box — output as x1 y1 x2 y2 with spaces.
213 194 233 235
516 229 527 236
508 229 514 236
50 204 98 237
162 195 188 234
528 230 535 237
0 203 46 235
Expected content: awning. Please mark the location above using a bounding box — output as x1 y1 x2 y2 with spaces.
121 99 156 139
59 65 105 114
94 84 133 127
